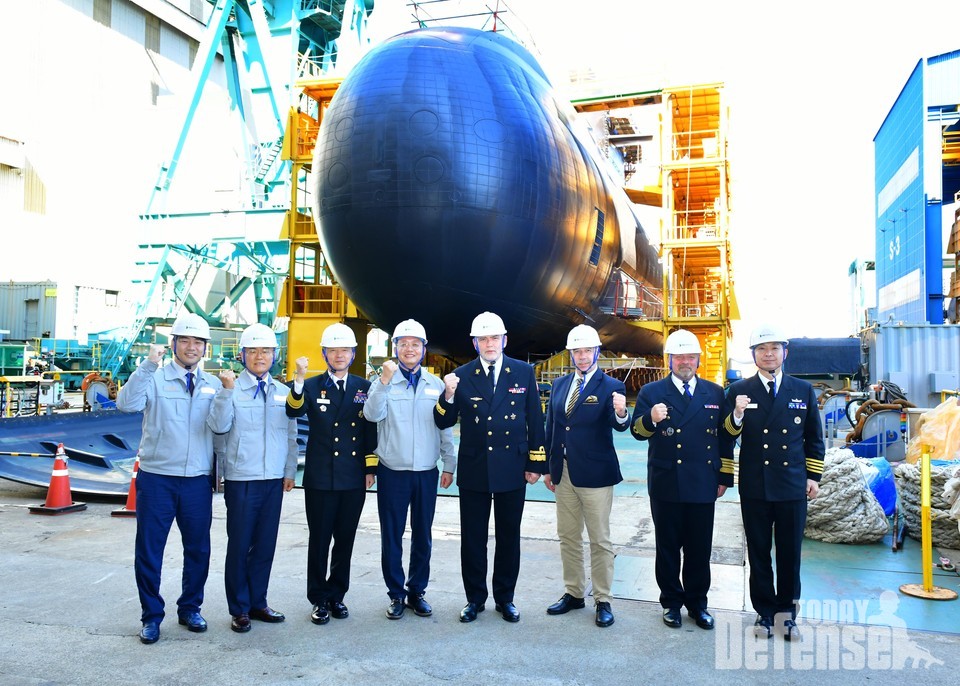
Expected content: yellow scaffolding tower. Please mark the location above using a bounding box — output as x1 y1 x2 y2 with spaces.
276 78 371 378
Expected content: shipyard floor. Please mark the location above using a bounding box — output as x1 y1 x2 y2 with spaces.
1 431 960 684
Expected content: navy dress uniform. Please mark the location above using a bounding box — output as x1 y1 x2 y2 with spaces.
724 369 824 624
434 353 546 616
287 370 377 617
630 330 736 629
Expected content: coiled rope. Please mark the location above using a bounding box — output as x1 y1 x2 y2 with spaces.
894 462 960 549
805 447 888 544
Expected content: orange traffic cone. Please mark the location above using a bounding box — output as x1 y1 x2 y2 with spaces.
29 443 87 515
111 454 139 517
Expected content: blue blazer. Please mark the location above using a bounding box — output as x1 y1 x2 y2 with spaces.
723 374 824 501
545 370 626 488
434 355 546 492
631 374 735 503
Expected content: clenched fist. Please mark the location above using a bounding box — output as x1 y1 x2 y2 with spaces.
294 356 309 383
733 394 750 421
218 369 236 390
381 359 398 384
650 402 669 424
147 344 166 365
612 391 627 417
443 373 460 401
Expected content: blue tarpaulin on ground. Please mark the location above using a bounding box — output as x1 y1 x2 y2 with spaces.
784 337 860 375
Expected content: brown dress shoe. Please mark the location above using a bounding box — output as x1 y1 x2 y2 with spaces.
250 606 285 623
231 613 251 633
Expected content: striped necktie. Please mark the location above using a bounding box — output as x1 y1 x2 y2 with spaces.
185 371 194 396
566 376 583 417
683 381 692 398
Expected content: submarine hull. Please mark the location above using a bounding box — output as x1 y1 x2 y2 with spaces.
314 27 661 358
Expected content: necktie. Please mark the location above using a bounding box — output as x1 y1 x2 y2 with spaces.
185 371 194 396
254 378 266 400
337 379 345 396
566 376 583 417
682 381 692 399
487 364 495 392
767 379 776 398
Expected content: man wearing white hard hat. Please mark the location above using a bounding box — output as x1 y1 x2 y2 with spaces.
207 323 298 633
543 324 628 628
364 319 455 621
724 324 823 642
434 312 546 624
117 312 222 644
630 329 741 632
286 323 378 626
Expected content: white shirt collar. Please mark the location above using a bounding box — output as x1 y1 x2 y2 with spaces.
670 373 696 395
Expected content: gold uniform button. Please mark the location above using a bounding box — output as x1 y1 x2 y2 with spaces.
783 461 789 466
565 427 570 431
676 444 682 449
763 460 769 465
473 404 478 409
511 401 516 406
763 429 769 434
488 447 493 451
334 422 339 427
505 431 510 435
488 431 493 436
352 451 357 456
505 445 509 449
504 415 509 420
782 429 788 434
334 437 339 442
352 436 357 441
782 445 788 450
676 428 682 434
763 444 769 449
677 459 682 464
351 422 356 427
334 451 339 457
707 460 712 464
488 416 492 421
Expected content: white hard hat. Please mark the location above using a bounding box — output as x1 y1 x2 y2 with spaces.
663 329 702 355
239 323 278 349
566 324 602 349
321 323 357 348
170 313 211 340
749 323 789 348
392 319 427 344
470 311 507 337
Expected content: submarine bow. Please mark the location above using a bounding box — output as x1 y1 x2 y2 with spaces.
314 26 662 358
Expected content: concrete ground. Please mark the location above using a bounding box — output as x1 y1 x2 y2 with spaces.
1 478 959 685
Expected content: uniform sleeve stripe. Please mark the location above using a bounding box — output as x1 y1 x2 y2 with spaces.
805 458 823 474
632 418 654 437
723 415 741 435
529 447 546 462
365 454 379 468
720 458 735 475
434 401 446 416
287 393 304 409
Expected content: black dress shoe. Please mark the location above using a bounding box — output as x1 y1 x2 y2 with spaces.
595 601 615 628
783 618 800 642
139 622 160 644
250 606 285 623
754 615 773 639
386 598 405 620
688 608 714 630
310 603 330 625
459 602 485 623
406 592 433 617
231 613 252 633
495 602 520 623
178 611 207 633
662 608 682 628
547 593 586 615
329 601 349 619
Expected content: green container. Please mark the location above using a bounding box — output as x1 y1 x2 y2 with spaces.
0 344 26 377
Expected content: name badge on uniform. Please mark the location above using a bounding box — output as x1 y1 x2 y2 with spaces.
705 404 719 409
200 387 215 395
746 403 758 410
273 394 285 402
425 388 440 398
317 398 330 404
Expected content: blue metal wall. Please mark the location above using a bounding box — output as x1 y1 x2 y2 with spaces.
874 61 928 324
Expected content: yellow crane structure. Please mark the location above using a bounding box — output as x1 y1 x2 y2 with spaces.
573 82 738 386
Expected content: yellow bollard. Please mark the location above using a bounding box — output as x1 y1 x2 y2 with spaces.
900 445 958 600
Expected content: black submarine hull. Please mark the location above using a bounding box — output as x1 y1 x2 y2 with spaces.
314 26 662 358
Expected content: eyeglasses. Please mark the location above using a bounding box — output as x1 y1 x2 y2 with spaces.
396 342 423 350
245 348 274 356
